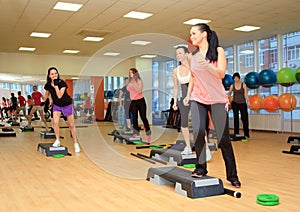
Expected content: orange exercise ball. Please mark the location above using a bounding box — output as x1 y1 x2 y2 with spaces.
278 93 297 112
263 95 279 112
249 94 264 112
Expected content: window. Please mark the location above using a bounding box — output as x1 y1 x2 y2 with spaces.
237 42 254 76
282 30 300 119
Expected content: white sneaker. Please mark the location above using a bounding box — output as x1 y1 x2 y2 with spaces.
206 148 211 161
74 143 80 153
52 140 60 147
181 146 192 155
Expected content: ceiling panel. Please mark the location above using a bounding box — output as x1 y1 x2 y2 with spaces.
0 0 300 57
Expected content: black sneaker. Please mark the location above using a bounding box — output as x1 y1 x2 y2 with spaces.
231 180 241 188
191 168 207 178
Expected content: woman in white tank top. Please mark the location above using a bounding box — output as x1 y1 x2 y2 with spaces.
172 46 193 155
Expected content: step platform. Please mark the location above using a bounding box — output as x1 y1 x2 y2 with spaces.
11 122 20 126
39 131 55 139
37 143 70 156
20 126 34 132
287 136 300 144
282 145 300 155
147 166 224 198
0 127 16 137
111 130 144 144
150 148 197 166
230 134 246 141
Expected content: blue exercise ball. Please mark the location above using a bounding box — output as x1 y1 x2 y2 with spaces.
258 69 277 87
222 74 233 90
244 72 260 89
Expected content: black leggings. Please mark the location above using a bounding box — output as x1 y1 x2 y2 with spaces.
190 101 239 182
130 98 151 135
231 101 249 137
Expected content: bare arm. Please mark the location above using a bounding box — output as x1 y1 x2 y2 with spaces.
183 74 194 106
43 90 50 101
133 79 143 93
172 69 178 108
119 90 124 107
228 84 233 98
195 47 226 78
243 83 249 103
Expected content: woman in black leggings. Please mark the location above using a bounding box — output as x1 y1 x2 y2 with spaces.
126 68 151 142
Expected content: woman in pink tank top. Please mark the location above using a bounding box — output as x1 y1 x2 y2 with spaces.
185 23 241 188
127 68 151 142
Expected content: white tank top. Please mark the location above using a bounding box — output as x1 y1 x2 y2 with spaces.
177 66 191 84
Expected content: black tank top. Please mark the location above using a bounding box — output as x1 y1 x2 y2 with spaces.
232 83 246 104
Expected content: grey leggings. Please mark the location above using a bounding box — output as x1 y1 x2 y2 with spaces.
190 101 239 182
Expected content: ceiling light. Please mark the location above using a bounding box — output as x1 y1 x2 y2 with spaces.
183 18 211 25
19 47 36 51
104 52 120 56
63 49 80 54
240 50 254 54
234 25 260 32
123 11 153 19
71 77 80 80
131 40 151 45
30 32 51 38
83 37 104 42
140 54 157 58
53 2 83 12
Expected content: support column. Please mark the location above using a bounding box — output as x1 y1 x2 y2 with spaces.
91 76 104 121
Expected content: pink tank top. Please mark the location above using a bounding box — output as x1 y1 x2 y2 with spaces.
127 80 144 100
190 55 228 104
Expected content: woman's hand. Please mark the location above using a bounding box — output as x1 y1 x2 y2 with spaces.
183 96 190 106
172 104 178 111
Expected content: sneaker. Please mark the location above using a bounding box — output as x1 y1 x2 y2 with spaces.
181 146 192 155
230 180 241 188
52 140 60 147
146 135 151 142
191 168 207 178
132 134 139 138
74 143 80 153
124 127 133 134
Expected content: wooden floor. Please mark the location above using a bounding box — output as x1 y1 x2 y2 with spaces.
0 120 299 211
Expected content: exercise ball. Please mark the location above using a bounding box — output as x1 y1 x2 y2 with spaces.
258 69 277 87
244 72 260 89
107 90 114 98
278 93 297 112
295 66 300 82
249 94 264 112
263 95 279 112
277 67 296 86
222 74 233 90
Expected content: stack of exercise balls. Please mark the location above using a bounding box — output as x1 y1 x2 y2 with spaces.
242 67 299 113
